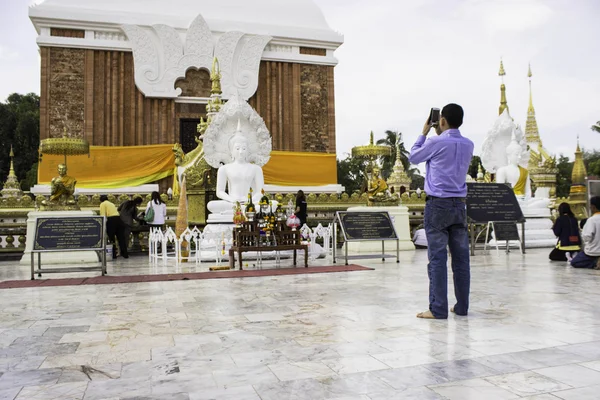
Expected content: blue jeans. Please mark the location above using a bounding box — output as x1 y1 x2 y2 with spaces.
424 197 470 318
570 252 599 269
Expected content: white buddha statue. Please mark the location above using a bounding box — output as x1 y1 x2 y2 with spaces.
207 124 265 216
202 94 274 222
496 135 531 198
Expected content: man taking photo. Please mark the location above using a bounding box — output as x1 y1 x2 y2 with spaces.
409 104 474 319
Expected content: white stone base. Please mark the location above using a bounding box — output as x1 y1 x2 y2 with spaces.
489 216 556 249
20 211 101 265
344 206 415 254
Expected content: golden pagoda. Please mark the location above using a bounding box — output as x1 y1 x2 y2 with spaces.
498 59 509 115
0 146 23 198
567 138 588 219
524 64 541 147
387 133 412 195
526 64 558 198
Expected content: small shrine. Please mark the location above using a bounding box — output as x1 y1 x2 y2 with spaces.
0 147 23 198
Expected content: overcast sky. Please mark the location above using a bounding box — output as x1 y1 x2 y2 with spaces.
1 0 598 166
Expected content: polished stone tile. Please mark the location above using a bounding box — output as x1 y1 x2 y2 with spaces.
0 387 22 400
0 368 62 390
552 384 600 400
0 356 46 373
534 364 600 389
15 381 88 400
189 385 260 400
423 359 500 381
366 386 444 400
371 349 438 368
0 248 599 399
484 371 571 397
372 365 447 389
212 365 278 389
268 361 336 381
430 378 520 400
322 356 389 374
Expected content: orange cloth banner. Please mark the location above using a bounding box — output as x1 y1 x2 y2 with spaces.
38 145 337 188
264 151 337 186
38 144 175 189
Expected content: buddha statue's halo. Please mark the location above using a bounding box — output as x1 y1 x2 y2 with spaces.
203 94 272 168
480 109 528 173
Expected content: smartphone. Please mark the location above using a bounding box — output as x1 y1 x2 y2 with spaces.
429 108 440 126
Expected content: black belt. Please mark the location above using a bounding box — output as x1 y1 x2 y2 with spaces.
426 196 466 202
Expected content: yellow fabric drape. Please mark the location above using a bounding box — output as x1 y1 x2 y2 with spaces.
514 166 528 196
38 146 337 189
38 144 175 189
263 151 337 186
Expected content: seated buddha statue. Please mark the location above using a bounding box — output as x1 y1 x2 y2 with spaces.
495 135 550 214
42 163 78 209
206 125 271 220
495 139 531 198
367 167 389 198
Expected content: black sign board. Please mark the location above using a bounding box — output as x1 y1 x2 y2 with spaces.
492 222 520 241
34 216 104 251
466 183 525 223
336 211 397 241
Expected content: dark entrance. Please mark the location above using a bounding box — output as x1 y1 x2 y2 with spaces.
179 118 201 153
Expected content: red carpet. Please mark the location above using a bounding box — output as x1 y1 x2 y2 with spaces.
0 265 373 289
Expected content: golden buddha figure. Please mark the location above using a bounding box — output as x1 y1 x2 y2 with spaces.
367 167 389 198
42 163 78 210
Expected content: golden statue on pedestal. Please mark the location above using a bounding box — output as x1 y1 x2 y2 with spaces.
367 167 389 199
41 163 78 210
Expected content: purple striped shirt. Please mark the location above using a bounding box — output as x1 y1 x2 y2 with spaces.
409 129 474 198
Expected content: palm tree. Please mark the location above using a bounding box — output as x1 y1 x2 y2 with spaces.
592 122 600 133
375 130 410 180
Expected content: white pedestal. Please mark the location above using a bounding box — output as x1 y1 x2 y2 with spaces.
20 211 101 265
345 206 415 253
490 207 556 249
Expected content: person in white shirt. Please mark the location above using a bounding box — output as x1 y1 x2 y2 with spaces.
571 196 600 269
145 191 167 230
412 225 428 249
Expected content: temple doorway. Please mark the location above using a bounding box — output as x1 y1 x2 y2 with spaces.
179 118 201 153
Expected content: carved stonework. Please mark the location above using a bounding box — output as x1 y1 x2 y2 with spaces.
49 48 85 138
301 65 329 152
121 14 271 100
94 31 127 41
175 68 211 97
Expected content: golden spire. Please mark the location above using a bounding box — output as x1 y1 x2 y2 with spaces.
499 60 506 78
524 63 541 145
206 56 223 120
570 136 587 192
498 59 509 115
9 145 15 176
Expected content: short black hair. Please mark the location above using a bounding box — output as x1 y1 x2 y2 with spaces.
134 197 143 204
100 195 108 202
441 103 464 128
591 196 600 211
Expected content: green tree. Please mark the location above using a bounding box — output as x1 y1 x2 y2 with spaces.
468 155 485 179
0 93 40 191
337 155 367 194
555 155 572 198
584 150 600 177
592 122 600 134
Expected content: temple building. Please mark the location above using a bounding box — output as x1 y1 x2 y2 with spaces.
29 0 343 190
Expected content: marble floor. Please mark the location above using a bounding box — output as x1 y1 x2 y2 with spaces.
0 248 599 400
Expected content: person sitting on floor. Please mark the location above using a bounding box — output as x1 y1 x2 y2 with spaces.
571 196 600 269
549 202 581 262
412 225 428 249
